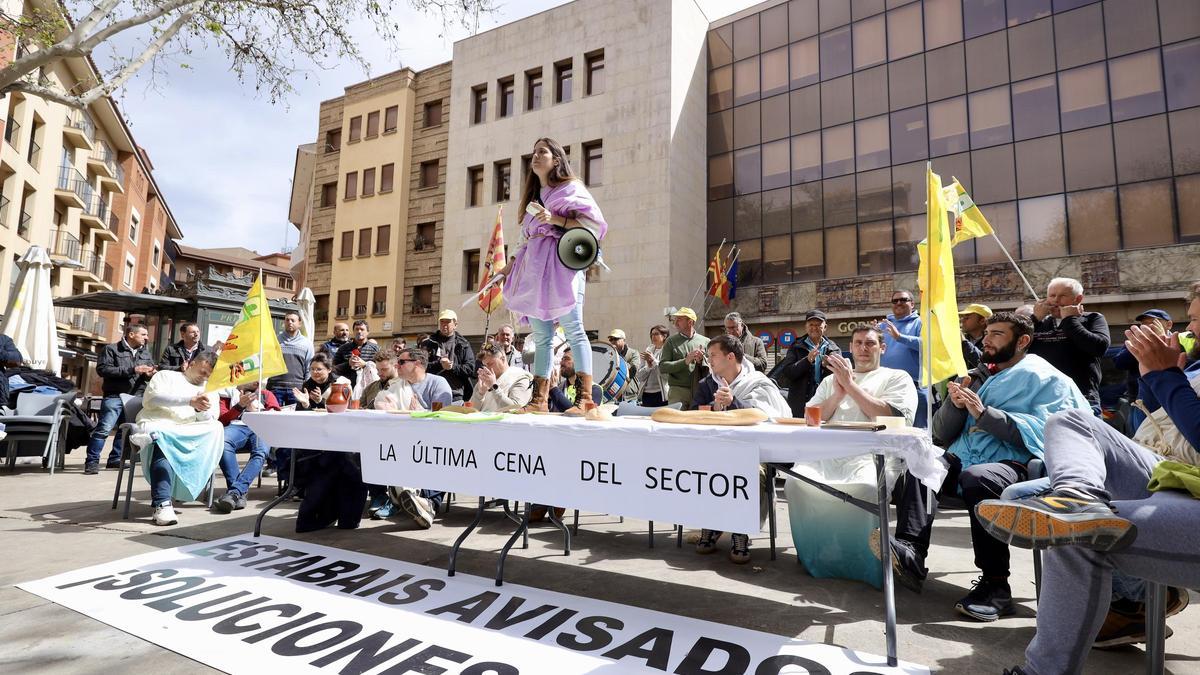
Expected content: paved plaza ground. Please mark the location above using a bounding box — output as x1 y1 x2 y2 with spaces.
1 450 1197 674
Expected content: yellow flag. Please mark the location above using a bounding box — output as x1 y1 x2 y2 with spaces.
947 179 994 246
206 274 288 392
917 167 968 387
478 205 506 314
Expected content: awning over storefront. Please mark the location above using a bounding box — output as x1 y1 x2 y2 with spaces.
54 290 191 313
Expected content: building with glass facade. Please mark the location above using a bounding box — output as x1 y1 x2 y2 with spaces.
705 0 1200 341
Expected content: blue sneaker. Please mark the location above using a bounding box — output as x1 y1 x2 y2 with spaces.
372 501 396 520
368 495 388 514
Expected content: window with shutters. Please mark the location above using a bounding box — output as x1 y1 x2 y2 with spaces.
358 227 371 257
340 231 354 259
372 286 387 315
344 172 357 199
348 116 362 142
376 224 391 255
384 106 398 133
336 290 350 318
366 111 380 138
362 167 375 197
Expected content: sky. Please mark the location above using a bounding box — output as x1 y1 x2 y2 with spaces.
102 0 760 255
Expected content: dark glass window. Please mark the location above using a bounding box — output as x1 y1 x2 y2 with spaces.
734 57 760 106
793 230 824 280
709 153 734 199
710 66 733 112
792 181 823 229
1104 0 1160 57
791 39 820 89
853 0 886 19
526 69 543 111
792 133 822 183
966 31 1009 92
889 54 925 111
791 86 822 134
887 3 923 61
735 147 762 194
924 0 963 49
974 201 1018 263
1163 39 1200 111
894 215 923 271
1015 136 1064 198
854 16 887 70
733 14 759 61
1054 4 1105 70
1159 0 1200 45
1170 108 1200 174
762 47 789 98
735 238 763 286
825 225 857 278
762 94 790 142
735 194 762 239
929 97 969 156
1109 51 1165 121
1018 194 1067 259
822 124 855 176
857 167 893 220
820 27 852 79
1178 174 1200 242
709 110 733 155
762 187 792 235
707 26 733 68
821 76 854 126
856 115 891 170
1062 125 1116 190
733 101 761 149
498 78 515 117
1012 74 1060 140
926 43 966 102
761 4 790 51
892 160 926 215
969 86 1012 147
1120 180 1176 248
471 86 487 124
820 0 852 31
890 105 928 163
1059 63 1110 131
964 0 1006 39
708 199 735 243
1009 18 1055 81
763 140 791 190
971 144 1017 203
859 219 894 274
790 0 819 41
1067 188 1120 254
931 151 973 199
763 234 792 283
1113 115 1171 183
855 66 889 119
1007 0 1050 25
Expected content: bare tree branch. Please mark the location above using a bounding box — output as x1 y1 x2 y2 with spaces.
79 10 195 106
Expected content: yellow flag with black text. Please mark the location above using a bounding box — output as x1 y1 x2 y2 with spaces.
947 179 994 246
917 168 968 387
205 274 288 392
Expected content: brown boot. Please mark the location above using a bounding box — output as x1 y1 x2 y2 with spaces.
522 376 550 413
577 373 596 410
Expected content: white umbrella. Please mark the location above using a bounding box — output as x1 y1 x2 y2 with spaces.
1 246 61 373
295 287 315 340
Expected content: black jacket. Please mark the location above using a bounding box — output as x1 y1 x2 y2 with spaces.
158 340 207 372
1028 313 1110 407
419 332 476 399
333 339 380 386
769 338 840 417
96 340 156 397
0 334 22 406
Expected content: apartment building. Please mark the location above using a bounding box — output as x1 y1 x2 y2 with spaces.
0 0 183 385
294 64 451 341
172 245 295 300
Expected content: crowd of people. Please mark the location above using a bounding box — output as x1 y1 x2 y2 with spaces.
56 273 1198 675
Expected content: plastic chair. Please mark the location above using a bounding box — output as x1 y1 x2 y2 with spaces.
111 395 145 519
2 391 73 474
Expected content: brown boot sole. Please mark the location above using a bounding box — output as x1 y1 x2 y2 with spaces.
976 502 1137 552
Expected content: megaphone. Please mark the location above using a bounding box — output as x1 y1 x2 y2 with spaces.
557 227 599 271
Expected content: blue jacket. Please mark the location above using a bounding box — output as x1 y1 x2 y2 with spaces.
1140 359 1200 453
0 334 23 405
880 312 922 382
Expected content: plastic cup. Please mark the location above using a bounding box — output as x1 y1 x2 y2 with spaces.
805 404 822 426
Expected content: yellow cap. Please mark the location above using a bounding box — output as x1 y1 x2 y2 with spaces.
958 303 993 319
608 328 626 339
671 307 698 321
437 309 458 322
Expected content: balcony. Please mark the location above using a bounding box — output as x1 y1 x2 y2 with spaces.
49 229 83 267
88 139 117 179
4 117 19 149
55 165 87 209
77 250 103 282
0 195 8 228
80 191 112 238
100 262 114 289
93 313 109 338
63 109 95 149
107 211 120 238
54 306 101 337
18 209 31 239
27 138 40 169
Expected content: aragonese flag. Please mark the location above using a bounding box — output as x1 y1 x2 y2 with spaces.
478 205 507 314
917 167 968 387
206 273 287 392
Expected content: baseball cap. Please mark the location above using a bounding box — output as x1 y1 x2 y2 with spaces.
805 309 827 322
958 303 993 319
671 307 698 321
1135 309 1171 322
608 328 626 339
437 309 458 322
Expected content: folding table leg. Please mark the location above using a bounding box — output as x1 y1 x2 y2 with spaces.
254 448 297 537
123 454 138 520
448 497 487 577
496 502 531 586
648 520 655 548
767 464 777 561
875 454 898 667
547 508 571 555
1146 582 1167 675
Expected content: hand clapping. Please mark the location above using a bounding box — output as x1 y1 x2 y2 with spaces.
189 393 211 412
1125 324 1186 375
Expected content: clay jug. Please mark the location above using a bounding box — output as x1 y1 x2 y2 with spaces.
326 383 350 413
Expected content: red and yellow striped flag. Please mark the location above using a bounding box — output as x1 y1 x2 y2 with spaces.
478 205 506 314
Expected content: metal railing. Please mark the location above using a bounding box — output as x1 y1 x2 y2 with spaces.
92 139 118 176
315 309 329 321
113 161 125 188
0 195 9 228
102 262 114 285
54 305 73 325
372 301 387 315
64 109 96 144
354 304 367 317
4 117 20 148
411 303 432 315
107 211 120 237
84 191 108 222
51 229 82 261
93 314 109 337
18 210 31 238
57 165 89 203
83 250 104 277
27 138 40 167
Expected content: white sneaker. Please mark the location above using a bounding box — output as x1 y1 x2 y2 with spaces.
153 503 178 526
398 489 435 529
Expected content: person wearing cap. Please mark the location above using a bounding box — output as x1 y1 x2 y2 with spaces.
418 310 477 404
660 307 710 409
877 289 927 427
724 311 768 372
769 309 841 418
606 328 639 400
1113 308 1175 435
959 303 993 369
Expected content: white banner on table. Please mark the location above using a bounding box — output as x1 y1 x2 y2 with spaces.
18 534 928 675
361 421 762 533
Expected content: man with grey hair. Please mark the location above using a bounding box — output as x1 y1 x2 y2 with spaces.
493 324 524 369
1029 277 1110 413
724 311 768 372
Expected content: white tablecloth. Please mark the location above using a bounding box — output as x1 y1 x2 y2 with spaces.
243 410 946 491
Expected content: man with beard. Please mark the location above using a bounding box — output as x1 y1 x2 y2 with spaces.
333 320 380 388
549 346 602 414
418 310 476 404
321 322 351 359
881 312 1091 623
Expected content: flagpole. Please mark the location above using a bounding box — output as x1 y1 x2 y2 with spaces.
257 269 265 405
924 164 934 431
700 246 740 325
988 233 1040 302
689 238 726 311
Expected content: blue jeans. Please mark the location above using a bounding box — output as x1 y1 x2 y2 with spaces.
219 424 269 496
914 387 929 428
86 395 126 464
271 387 297 407
529 274 590 379
149 448 173 506
422 489 444 510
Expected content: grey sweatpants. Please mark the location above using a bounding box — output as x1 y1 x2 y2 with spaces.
1025 409 1200 675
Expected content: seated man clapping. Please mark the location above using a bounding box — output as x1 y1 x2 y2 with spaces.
213 382 280 514
470 343 533 412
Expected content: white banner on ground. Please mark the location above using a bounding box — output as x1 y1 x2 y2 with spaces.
361 422 761 533
19 534 928 675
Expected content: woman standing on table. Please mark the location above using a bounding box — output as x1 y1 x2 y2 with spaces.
505 138 608 413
